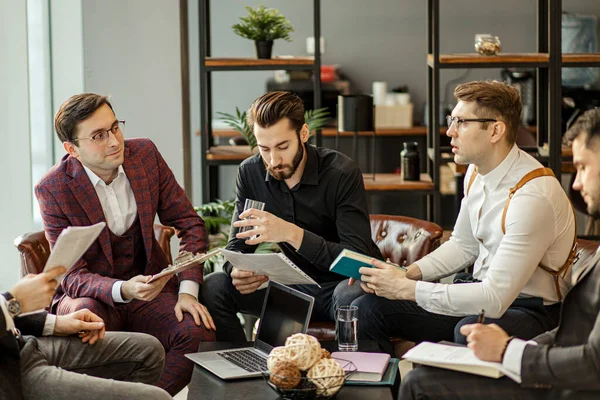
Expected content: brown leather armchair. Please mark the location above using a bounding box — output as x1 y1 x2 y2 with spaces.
13 224 175 277
306 214 443 342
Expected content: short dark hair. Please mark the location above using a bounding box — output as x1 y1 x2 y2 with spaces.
247 91 305 134
565 108 600 148
454 80 522 144
54 93 114 143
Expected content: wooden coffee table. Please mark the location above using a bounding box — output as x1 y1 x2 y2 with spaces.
187 341 399 400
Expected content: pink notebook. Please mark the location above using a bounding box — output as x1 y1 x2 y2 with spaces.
331 351 391 382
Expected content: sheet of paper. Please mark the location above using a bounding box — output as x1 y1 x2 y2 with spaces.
43 222 106 280
221 249 320 287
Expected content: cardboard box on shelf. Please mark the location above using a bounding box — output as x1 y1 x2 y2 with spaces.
375 104 413 129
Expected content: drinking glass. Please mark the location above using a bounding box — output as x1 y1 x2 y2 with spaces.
238 199 265 240
336 305 358 351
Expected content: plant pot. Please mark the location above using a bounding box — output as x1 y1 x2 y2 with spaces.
255 40 274 59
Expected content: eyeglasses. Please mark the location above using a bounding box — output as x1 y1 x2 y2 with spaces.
446 115 497 129
75 120 125 145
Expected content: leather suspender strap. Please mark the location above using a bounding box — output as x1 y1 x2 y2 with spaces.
466 166 578 301
500 168 555 234
500 167 577 301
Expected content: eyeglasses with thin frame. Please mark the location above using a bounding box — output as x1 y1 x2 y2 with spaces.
446 115 497 129
75 120 125 145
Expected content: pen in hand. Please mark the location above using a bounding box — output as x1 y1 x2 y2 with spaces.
477 309 485 324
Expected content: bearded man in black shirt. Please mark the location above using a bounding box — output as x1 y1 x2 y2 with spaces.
202 91 382 341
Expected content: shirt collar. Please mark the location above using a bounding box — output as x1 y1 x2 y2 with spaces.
83 164 125 187
479 144 519 192
264 144 320 186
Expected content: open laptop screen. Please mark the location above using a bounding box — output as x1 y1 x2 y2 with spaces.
255 282 314 353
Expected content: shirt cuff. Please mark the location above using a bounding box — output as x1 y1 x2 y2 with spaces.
179 280 200 300
502 338 537 378
112 281 132 303
0 295 15 332
42 314 57 336
415 280 435 310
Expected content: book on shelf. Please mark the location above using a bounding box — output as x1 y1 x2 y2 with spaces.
402 342 520 382
331 351 391 382
329 249 406 281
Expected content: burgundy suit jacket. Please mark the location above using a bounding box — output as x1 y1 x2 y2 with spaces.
35 138 207 308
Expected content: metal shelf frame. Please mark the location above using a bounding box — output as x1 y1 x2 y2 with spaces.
425 0 564 225
198 0 322 202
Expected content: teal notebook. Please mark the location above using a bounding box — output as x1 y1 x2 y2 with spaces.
345 358 400 386
329 249 406 281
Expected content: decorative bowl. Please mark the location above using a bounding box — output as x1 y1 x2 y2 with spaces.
262 359 356 399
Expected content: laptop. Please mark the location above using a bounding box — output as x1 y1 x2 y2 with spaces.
186 281 314 380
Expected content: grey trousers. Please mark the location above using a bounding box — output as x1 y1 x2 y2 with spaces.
19 331 171 400
399 366 599 400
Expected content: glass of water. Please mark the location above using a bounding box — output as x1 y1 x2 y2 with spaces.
238 199 265 240
336 305 358 351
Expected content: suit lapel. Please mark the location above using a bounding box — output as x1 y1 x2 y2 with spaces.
573 246 600 284
66 157 113 265
122 146 153 262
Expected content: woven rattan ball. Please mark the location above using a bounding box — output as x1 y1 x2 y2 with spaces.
267 346 291 371
269 361 302 390
284 333 322 371
320 349 331 359
307 358 345 397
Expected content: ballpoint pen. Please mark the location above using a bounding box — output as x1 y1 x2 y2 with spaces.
477 309 485 324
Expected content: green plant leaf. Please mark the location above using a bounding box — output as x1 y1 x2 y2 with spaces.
305 107 331 134
232 5 294 42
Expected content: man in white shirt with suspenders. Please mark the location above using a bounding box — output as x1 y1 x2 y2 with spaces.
351 80 576 356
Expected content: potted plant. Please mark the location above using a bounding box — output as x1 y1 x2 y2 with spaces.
232 5 294 59
217 106 331 151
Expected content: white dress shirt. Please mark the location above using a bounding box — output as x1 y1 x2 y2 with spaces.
415 145 575 318
83 165 198 302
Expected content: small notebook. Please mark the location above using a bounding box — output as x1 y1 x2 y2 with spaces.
221 249 321 288
331 351 391 382
344 358 400 386
402 342 520 382
329 249 406 281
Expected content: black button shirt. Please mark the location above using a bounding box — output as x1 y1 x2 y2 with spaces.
224 144 382 283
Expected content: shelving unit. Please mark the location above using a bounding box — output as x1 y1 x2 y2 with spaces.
198 0 322 202
425 0 600 225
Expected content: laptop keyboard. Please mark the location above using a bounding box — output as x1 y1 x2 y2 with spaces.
218 349 268 373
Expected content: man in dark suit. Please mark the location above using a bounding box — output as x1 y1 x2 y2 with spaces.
34 93 216 395
399 108 600 399
1 266 171 400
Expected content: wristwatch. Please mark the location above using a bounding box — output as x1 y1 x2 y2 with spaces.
1 292 22 318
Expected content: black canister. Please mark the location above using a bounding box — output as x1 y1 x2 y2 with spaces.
401 142 420 181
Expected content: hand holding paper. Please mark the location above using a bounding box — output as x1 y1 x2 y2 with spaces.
43 222 107 281
10 267 66 313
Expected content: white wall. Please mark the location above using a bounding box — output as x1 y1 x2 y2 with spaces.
81 0 186 186
0 0 34 291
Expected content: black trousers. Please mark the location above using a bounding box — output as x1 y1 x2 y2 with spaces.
201 272 365 341
352 294 561 356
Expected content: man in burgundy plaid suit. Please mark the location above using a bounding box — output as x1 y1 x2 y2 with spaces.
35 93 216 396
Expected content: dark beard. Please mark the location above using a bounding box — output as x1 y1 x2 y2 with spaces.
266 141 304 180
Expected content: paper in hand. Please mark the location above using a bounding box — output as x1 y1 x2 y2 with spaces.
43 222 106 280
